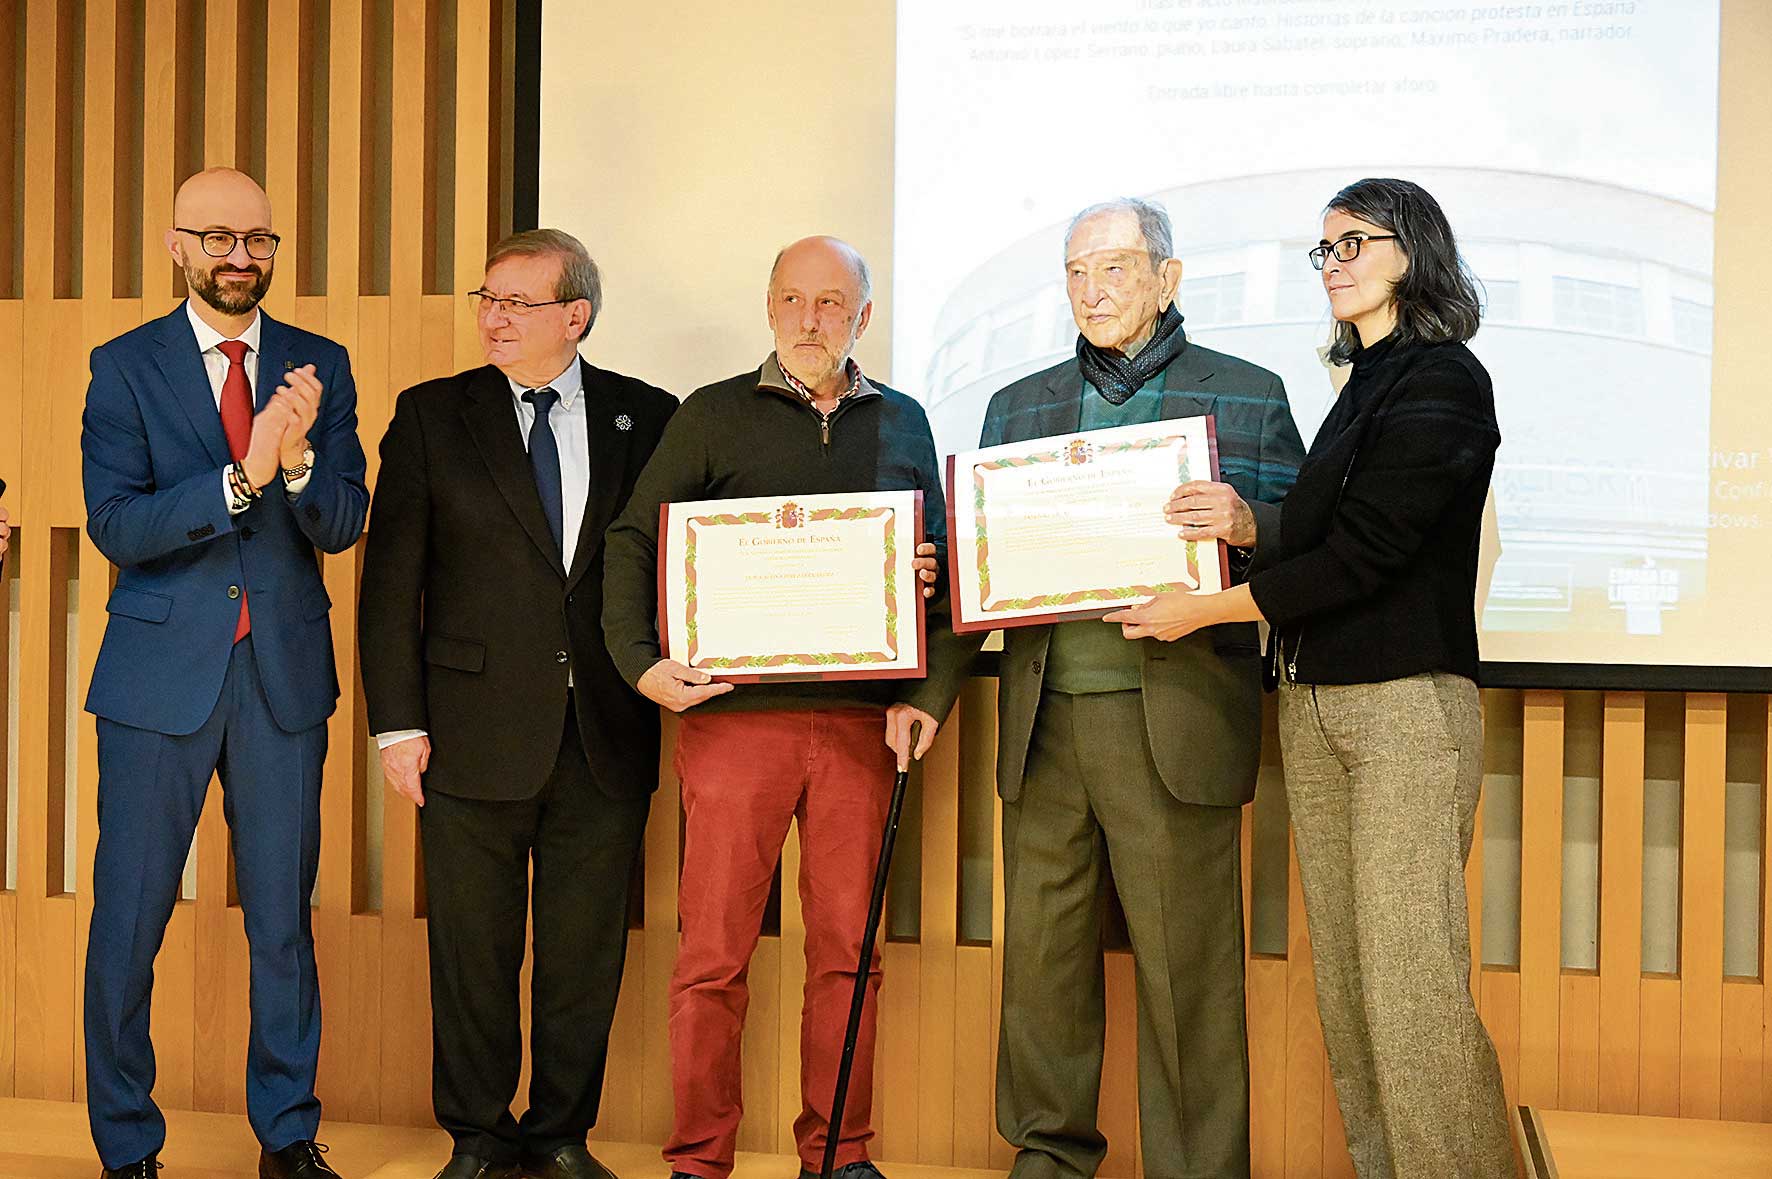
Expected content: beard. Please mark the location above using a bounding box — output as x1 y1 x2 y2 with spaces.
780 334 853 390
186 257 273 315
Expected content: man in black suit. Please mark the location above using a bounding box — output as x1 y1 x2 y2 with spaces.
358 229 676 1179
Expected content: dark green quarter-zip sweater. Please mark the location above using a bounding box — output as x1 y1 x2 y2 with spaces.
601 354 975 719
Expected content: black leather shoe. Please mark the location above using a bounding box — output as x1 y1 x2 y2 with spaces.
799 1163 888 1179
522 1144 617 1179
99 1156 161 1179
434 1156 520 1179
259 1140 342 1178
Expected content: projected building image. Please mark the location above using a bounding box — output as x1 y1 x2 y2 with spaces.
918 167 1713 645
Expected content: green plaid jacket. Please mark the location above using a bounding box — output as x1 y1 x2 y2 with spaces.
979 335 1305 806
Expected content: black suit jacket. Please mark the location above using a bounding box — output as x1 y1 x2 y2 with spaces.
358 359 677 801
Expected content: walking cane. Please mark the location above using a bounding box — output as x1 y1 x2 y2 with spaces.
819 720 921 1179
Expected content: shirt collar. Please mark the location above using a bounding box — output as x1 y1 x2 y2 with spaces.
758 352 876 405
505 354 585 410
184 299 262 356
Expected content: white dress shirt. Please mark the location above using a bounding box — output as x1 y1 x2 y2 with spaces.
376 355 590 751
184 300 312 510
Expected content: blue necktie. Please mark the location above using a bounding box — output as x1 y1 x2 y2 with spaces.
522 387 564 556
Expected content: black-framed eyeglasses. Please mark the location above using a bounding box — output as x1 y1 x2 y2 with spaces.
1308 235 1399 270
176 227 281 260
468 289 574 318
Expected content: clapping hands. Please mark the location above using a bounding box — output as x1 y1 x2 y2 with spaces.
242 363 323 487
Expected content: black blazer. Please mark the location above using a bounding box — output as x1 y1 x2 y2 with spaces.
358 359 677 800
1248 338 1499 685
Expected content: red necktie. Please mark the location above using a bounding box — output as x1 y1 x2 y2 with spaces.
217 339 253 642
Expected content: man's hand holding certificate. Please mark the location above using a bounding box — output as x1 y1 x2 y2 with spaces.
659 489 927 681
945 416 1227 633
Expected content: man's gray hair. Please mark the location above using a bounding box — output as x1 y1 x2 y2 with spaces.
485 228 603 340
769 238 873 306
1065 197 1174 272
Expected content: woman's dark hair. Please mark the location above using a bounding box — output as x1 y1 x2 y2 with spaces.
1325 177 1482 364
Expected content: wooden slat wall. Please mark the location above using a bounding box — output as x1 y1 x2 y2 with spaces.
4 5 1772 1179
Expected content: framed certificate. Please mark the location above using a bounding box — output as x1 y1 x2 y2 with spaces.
945 416 1229 634
658 489 926 681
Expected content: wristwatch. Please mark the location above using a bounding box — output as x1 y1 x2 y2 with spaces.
281 447 315 484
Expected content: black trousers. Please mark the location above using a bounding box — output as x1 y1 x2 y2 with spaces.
418 703 650 1163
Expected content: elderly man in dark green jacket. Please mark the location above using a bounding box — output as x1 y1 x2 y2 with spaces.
984 198 1304 1179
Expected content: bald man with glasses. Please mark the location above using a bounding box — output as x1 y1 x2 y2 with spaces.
80 166 368 1179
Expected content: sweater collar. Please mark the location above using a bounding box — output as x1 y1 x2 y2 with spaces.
1349 332 1402 373
756 352 881 405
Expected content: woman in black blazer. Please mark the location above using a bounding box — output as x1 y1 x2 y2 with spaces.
1106 178 1510 1177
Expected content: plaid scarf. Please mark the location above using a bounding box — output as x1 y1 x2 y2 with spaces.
778 356 862 409
1076 304 1188 406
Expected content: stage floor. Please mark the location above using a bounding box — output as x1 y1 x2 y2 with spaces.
11 1097 1772 1178
0 1098 999 1179
1515 1104 1772 1178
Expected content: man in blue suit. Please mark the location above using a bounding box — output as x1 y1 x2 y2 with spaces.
80 167 368 1179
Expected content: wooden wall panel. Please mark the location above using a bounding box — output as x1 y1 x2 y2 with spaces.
1483 969 1523 1116
1518 690 1565 1108
1282 836 1326 1178
1598 691 1647 1115
1247 955 1287 1175
1722 980 1764 1123
917 710 961 1165
261 0 300 325
1557 974 1600 1113
1641 976 1684 1118
1681 694 1729 1118
1764 699 1772 1123
951 943 995 1167
14 0 72 1094
638 716 681 1147
2 7 1771 1179
450 0 491 369
0 297 19 536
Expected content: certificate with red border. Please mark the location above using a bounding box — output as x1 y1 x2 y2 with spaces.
658 490 927 682
945 416 1229 634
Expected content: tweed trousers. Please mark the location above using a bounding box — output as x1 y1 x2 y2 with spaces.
1277 672 1513 1179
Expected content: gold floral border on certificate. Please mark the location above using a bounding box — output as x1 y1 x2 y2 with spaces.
971 435 1200 612
684 506 900 669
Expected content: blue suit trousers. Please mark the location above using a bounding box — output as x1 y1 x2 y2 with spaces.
84 638 326 1168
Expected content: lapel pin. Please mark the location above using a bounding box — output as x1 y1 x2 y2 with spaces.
614 413 633 432
285 361 295 371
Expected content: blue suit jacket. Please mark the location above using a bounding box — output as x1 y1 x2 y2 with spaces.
81 305 369 735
